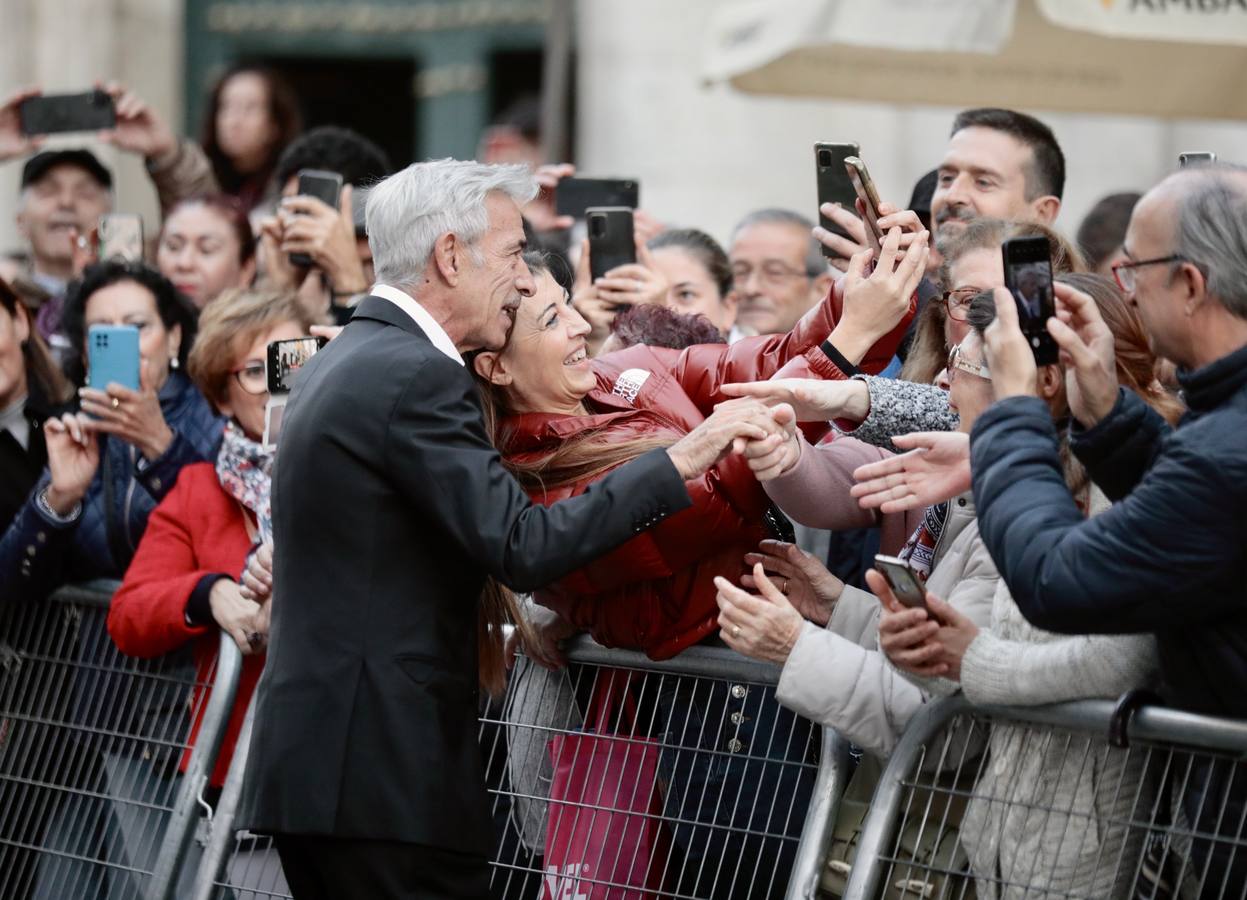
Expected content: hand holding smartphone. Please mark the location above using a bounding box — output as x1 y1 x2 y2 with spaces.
1001 236 1058 365
289 169 344 267
844 156 885 255
874 554 928 612
98 214 144 263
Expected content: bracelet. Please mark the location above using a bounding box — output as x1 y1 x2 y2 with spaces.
36 487 83 524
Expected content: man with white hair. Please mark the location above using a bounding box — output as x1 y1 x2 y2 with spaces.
239 158 780 898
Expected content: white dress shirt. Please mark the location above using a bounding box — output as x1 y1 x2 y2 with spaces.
369 283 463 366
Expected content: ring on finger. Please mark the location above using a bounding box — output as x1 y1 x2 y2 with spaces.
731 625 741 637
111 397 121 410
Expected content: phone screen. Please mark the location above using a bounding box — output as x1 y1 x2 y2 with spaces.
266 337 326 395
1002 236 1058 365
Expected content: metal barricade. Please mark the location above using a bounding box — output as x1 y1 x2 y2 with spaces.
0 580 242 900
190 636 850 900
841 694 1247 900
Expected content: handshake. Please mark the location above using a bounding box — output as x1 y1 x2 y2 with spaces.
665 397 801 482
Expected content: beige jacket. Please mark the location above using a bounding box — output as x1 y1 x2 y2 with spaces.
774 489 998 756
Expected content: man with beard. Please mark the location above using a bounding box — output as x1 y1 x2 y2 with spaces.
820 107 1065 278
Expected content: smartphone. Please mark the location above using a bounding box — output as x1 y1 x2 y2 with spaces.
845 156 885 254
1178 151 1216 168
555 177 640 220
266 336 328 395
1002 236 1059 366
290 169 344 267
87 325 140 394
19 90 116 135
874 554 928 610
98 214 144 263
586 207 636 283
814 142 860 250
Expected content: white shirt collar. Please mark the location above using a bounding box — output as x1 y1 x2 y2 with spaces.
369 283 463 366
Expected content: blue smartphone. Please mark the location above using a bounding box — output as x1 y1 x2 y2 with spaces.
87 325 140 393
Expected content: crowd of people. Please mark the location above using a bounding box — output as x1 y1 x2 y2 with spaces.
0 59 1244 900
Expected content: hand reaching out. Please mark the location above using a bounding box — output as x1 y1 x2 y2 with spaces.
715 563 806 664
827 226 928 365
850 431 971 513
666 398 785 480
741 539 844 626
719 377 872 425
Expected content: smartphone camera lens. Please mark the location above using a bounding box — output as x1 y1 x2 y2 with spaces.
818 149 832 167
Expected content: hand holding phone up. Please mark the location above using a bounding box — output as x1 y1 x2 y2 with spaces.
0 87 46 161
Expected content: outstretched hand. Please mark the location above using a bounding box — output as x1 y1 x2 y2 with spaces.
719 377 871 424
666 398 784 480
715 563 805 664
850 431 971 513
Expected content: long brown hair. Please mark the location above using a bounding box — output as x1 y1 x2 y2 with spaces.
0 278 72 406
902 219 1086 385
200 65 302 200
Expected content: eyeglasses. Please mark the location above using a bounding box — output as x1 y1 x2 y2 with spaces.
1111 255 1188 293
231 361 268 396
941 286 981 322
947 342 990 381
730 262 813 287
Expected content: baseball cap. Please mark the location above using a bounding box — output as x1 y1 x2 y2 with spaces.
20 149 113 191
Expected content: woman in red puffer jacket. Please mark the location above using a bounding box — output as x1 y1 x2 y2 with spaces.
471 237 926 660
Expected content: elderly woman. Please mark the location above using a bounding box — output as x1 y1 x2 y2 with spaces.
0 261 221 601
718 276 1175 899
475 232 926 900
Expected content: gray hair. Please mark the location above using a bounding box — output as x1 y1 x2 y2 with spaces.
1170 163 1247 320
730 208 827 278
365 158 537 288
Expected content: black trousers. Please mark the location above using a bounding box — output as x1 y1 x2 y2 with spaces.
274 833 490 900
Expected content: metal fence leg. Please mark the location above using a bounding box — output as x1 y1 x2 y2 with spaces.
784 728 852 900
146 633 243 900
841 696 967 900
189 693 257 900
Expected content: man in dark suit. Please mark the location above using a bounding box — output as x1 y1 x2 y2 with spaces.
238 159 781 899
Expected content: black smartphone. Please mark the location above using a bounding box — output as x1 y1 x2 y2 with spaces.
98 214 144 263
586 207 636 283
555 178 640 220
814 142 860 251
845 156 885 254
19 90 116 135
1178 151 1216 168
874 554 928 611
290 169 344 267
1002 236 1058 366
266 336 328 395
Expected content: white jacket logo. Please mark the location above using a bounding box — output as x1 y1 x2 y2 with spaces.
611 368 650 403
543 863 589 900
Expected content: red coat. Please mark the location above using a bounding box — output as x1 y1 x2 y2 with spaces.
108 462 263 787
500 284 912 658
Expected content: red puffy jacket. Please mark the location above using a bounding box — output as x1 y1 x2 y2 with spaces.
499 284 912 659
108 463 263 787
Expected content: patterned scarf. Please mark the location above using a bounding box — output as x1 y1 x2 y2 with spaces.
897 500 950 583
215 421 275 544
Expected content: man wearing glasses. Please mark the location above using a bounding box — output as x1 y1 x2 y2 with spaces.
728 209 834 339
972 163 1247 891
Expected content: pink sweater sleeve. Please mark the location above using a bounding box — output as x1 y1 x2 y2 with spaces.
764 434 919 555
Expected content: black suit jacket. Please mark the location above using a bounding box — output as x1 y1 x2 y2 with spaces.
239 296 690 853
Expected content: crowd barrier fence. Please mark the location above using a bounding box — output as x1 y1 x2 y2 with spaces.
7 582 1247 900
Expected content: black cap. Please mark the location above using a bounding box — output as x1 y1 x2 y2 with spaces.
20 149 113 191
908 169 938 231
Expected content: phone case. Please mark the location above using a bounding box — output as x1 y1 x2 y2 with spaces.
586 207 636 282
87 325 140 393
290 170 344 267
98 214 145 263
20 91 116 136
815 142 861 248
845 158 885 250
874 555 927 608
555 178 640 219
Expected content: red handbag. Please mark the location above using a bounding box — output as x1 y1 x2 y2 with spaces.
543 670 668 900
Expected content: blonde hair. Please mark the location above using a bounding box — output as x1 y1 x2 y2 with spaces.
187 288 317 411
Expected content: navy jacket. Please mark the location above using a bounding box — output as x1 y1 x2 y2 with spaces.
970 343 1247 717
0 370 224 604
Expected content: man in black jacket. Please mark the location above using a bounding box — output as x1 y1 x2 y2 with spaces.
972 163 1247 892
238 158 782 899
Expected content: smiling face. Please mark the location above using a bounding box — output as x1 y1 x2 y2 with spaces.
17 165 112 277
82 281 180 393
930 127 1050 242
157 203 251 308
472 270 594 415
0 302 31 410
456 192 536 353
649 245 737 333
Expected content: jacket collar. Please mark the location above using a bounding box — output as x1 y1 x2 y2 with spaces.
1177 341 1247 412
350 294 427 339
500 389 648 452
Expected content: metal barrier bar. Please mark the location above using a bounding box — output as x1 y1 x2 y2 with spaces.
0 580 243 900
192 635 847 900
843 694 1247 900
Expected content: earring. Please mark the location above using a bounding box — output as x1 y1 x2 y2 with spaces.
170 356 180 370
